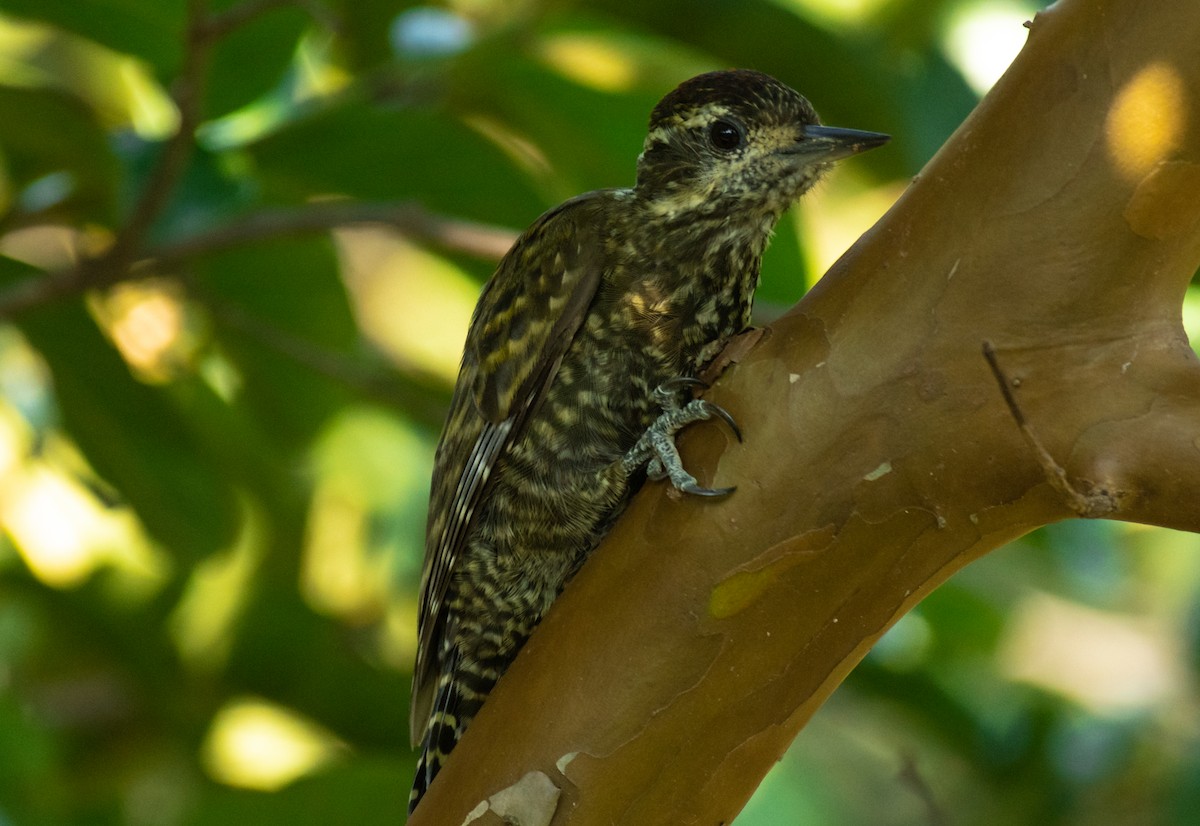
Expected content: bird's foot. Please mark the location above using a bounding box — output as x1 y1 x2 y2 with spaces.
624 378 741 497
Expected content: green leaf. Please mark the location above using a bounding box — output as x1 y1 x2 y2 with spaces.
247 97 546 226
758 214 807 304
0 694 64 826
188 759 412 826
0 0 184 77
197 238 359 452
325 0 424 72
130 143 258 246
222 579 410 746
206 5 309 118
445 43 654 202
0 85 119 225
0 256 239 562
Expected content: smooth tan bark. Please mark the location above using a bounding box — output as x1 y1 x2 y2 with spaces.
409 0 1200 822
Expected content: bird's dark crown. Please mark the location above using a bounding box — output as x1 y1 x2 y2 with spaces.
646 69 818 135
634 69 826 220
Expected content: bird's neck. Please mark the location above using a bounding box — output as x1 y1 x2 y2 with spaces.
629 194 778 290
617 192 780 370
628 185 778 248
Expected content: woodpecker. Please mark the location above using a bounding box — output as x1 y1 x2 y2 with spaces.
409 68 888 812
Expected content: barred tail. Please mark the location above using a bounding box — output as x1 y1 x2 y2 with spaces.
409 653 500 814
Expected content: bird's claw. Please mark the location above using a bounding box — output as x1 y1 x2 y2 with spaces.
652 376 708 408
703 399 743 443
623 378 742 498
652 378 740 440
680 480 737 497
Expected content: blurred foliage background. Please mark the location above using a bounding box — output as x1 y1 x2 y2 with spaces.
0 0 1198 823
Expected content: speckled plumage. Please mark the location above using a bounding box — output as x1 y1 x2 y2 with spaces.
409 69 887 812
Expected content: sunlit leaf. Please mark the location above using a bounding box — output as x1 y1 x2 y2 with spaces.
0 0 184 77
0 256 239 561
206 5 309 118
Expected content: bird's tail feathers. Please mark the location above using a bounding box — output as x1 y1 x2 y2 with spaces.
409 653 498 814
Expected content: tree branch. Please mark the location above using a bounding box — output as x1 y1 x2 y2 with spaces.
151 201 517 266
409 0 1200 822
0 203 516 320
0 0 376 323
196 288 450 428
982 340 1117 518
103 0 213 269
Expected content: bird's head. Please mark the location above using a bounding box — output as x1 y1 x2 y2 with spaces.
634 69 888 220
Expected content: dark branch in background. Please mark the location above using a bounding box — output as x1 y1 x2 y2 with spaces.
0 0 385 322
153 201 517 266
195 286 452 430
896 752 949 826
102 0 214 270
0 0 518 420
105 0 340 265
0 202 515 319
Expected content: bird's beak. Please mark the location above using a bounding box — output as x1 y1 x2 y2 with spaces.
782 125 890 163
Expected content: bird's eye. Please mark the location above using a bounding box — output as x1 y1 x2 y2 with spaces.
708 120 743 151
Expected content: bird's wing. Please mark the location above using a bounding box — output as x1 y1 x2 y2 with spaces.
410 193 609 743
